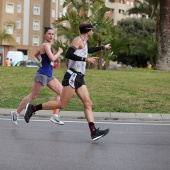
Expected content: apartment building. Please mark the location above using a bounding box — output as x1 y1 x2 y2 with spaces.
105 0 141 25
0 0 140 66
0 0 64 66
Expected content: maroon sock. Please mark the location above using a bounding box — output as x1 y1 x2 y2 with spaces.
89 122 96 134
32 104 42 112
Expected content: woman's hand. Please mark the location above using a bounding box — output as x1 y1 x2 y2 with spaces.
58 47 63 54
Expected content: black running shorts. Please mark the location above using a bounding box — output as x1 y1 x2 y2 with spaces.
62 70 85 90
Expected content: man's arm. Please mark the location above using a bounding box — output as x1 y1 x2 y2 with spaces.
66 37 86 61
88 44 111 53
65 46 86 61
88 46 105 53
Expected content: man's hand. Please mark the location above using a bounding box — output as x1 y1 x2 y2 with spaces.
104 44 111 50
86 57 99 64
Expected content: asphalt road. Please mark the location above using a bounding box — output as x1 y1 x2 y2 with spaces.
0 118 170 170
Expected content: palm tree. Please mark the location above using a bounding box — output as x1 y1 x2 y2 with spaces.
126 0 160 41
52 11 81 61
87 1 114 69
53 11 80 44
0 30 15 45
155 0 170 71
63 0 90 21
126 0 159 20
0 21 15 65
53 0 114 69
0 20 16 44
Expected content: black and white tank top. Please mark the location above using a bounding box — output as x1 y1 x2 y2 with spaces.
68 36 88 74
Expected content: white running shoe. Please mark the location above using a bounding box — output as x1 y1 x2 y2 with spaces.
50 115 64 125
10 111 18 126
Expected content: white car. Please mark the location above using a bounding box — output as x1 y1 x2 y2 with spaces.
15 60 40 67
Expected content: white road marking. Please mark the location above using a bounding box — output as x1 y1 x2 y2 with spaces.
0 117 170 126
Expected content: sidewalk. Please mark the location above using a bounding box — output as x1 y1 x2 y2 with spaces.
0 108 170 122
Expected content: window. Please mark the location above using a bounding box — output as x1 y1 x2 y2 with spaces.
6 3 14 13
16 35 20 44
33 36 39 46
33 5 40 15
52 9 55 18
5 25 14 34
131 1 134 6
17 19 21 29
126 1 130 5
17 3 21 13
33 21 40 30
60 0 63 5
59 11 62 17
119 9 124 14
52 0 55 2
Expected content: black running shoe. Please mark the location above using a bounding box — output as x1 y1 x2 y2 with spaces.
24 103 35 123
91 128 110 141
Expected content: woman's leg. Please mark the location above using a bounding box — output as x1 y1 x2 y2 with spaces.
47 78 64 124
17 82 43 114
47 78 63 115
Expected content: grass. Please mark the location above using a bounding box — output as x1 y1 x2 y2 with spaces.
0 66 169 113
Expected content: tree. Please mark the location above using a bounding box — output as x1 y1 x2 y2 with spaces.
131 37 158 67
126 0 160 41
53 0 114 69
0 30 15 45
155 0 170 71
114 18 157 67
63 0 90 21
126 0 159 20
52 0 90 57
117 18 156 38
0 21 15 45
87 1 114 69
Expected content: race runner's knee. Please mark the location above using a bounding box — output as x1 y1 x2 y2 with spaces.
84 100 92 109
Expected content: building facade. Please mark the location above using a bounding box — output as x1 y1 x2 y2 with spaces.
0 0 139 66
0 0 64 66
105 0 141 25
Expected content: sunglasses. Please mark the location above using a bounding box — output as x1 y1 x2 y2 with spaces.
89 29 94 32
87 28 94 32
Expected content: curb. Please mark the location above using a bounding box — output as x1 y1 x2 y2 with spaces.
0 108 170 122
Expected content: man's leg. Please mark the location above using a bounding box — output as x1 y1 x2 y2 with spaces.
24 86 75 123
76 85 110 141
76 85 94 122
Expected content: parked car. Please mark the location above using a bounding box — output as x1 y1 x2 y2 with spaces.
15 60 40 67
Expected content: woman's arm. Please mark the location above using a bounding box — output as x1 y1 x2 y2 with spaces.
43 43 63 62
34 50 41 61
